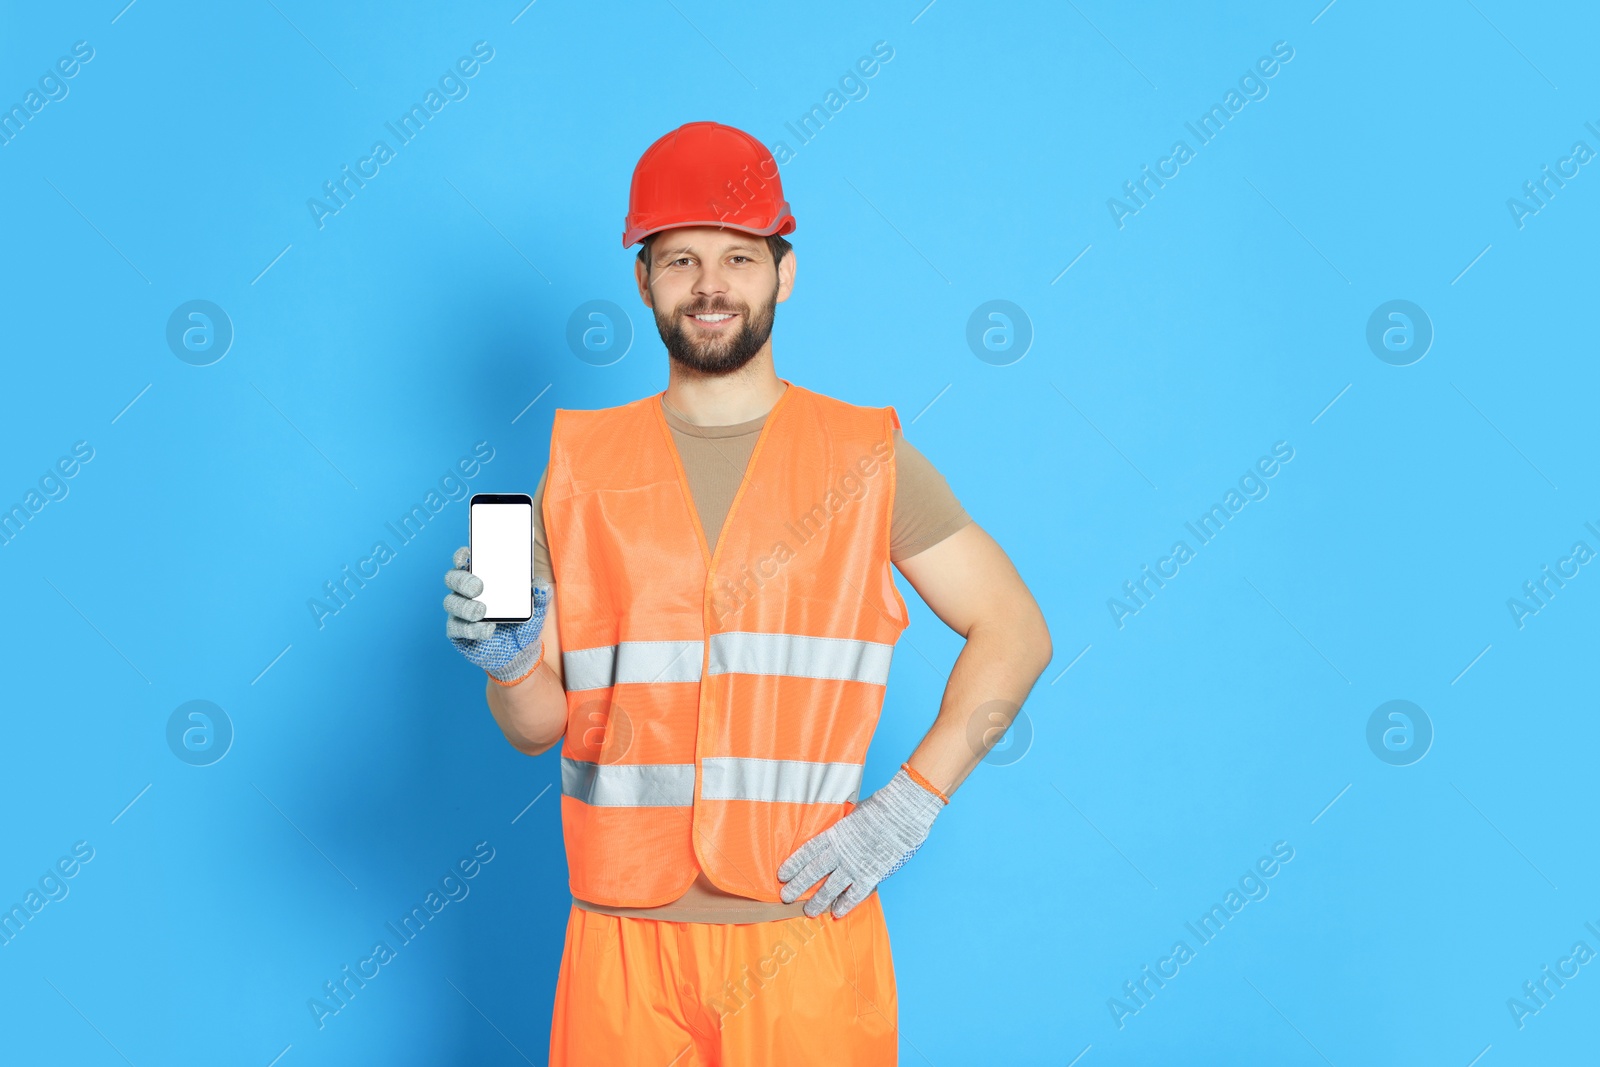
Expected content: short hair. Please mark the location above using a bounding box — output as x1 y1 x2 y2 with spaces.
637 232 792 278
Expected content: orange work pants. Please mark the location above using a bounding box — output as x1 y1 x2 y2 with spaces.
549 891 898 1065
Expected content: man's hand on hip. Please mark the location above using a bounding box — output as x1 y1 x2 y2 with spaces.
777 766 947 919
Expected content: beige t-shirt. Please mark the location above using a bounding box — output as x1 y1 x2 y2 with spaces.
535 391 971 923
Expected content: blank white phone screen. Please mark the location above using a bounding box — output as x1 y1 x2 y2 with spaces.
471 501 532 620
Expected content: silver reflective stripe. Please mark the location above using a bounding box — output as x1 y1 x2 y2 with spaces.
562 758 695 807
708 632 894 685
562 640 703 692
701 757 863 805
564 633 895 690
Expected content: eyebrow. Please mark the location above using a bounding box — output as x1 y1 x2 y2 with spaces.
655 242 765 261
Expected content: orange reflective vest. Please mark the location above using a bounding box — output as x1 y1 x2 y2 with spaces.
542 380 910 907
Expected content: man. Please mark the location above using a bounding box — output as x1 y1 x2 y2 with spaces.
443 121 1052 1064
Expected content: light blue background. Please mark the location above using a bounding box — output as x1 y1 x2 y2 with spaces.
2 0 1596 1063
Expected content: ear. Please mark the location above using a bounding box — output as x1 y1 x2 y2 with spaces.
634 256 653 309
775 248 797 305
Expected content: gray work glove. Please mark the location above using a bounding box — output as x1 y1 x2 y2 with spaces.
777 767 947 919
443 545 553 685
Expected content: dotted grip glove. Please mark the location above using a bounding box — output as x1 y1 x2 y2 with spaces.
443 545 552 686
777 765 948 919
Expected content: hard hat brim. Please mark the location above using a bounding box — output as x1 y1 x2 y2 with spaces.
623 214 796 249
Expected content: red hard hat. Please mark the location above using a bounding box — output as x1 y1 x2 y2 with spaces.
623 121 796 248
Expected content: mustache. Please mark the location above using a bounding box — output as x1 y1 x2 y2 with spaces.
680 299 742 315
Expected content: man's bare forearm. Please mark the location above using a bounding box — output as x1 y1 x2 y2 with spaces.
484 655 568 757
905 611 1052 799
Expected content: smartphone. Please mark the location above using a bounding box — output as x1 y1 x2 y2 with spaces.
468 493 533 622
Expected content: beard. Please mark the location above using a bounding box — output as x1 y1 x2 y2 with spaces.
652 277 779 377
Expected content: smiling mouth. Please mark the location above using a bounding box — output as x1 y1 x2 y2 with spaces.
687 311 738 328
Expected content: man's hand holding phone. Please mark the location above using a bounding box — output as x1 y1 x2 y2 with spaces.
444 545 553 685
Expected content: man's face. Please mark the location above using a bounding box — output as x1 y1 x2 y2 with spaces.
634 226 796 376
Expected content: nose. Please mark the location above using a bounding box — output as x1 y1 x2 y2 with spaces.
691 260 730 303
